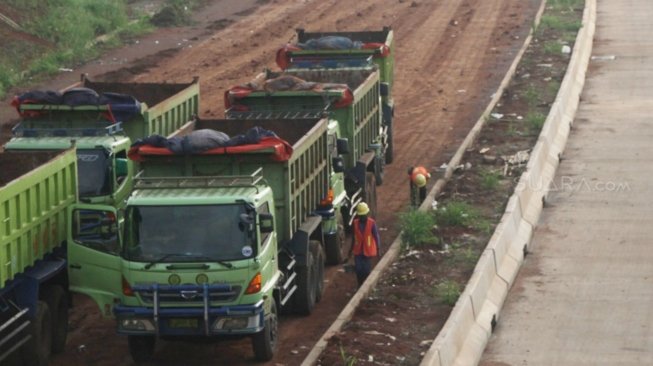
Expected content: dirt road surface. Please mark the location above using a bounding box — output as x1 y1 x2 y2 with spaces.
1 0 540 364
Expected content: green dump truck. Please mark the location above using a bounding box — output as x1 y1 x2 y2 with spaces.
276 27 396 162
225 67 384 223
1 148 78 365
66 117 342 362
5 75 199 207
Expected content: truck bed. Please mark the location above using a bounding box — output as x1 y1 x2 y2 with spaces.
1 149 77 286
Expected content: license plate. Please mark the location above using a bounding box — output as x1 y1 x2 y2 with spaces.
168 318 198 328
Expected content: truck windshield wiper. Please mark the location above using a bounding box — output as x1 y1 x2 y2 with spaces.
144 254 234 270
185 255 234 269
144 253 183 269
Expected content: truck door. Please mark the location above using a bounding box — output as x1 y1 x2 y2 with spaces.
68 204 123 317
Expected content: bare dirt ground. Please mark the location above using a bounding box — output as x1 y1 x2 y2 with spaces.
1 0 542 364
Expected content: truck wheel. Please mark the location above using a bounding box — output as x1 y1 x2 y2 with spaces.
252 299 278 361
365 172 378 218
42 285 68 354
22 301 52 366
292 244 317 315
128 335 156 363
325 212 347 265
311 241 325 303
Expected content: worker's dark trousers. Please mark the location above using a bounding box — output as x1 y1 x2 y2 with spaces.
354 255 373 287
409 183 427 208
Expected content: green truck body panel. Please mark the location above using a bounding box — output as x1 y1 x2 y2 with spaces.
5 77 200 206
13 76 200 141
141 118 330 243
226 68 383 173
289 27 395 101
0 149 77 286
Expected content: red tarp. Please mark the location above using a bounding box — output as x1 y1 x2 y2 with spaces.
128 136 294 163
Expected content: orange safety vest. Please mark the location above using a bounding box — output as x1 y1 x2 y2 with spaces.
352 218 378 257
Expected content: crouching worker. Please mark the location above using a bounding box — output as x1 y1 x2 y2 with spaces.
408 166 431 208
349 202 380 287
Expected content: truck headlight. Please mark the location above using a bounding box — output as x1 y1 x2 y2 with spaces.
120 318 155 331
213 316 258 330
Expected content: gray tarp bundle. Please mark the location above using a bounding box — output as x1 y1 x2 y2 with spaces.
297 36 363 50
131 127 278 154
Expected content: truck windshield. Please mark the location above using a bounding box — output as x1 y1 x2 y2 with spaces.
124 204 255 263
77 149 111 197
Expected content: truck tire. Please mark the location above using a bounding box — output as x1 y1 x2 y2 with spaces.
252 298 278 361
22 301 52 366
128 335 156 363
324 212 347 265
365 172 378 218
42 285 68 354
311 241 325 303
292 242 317 315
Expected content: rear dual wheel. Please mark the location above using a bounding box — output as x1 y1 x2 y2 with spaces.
292 241 325 315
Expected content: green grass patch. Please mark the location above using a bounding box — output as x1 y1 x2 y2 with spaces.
433 280 462 306
399 209 439 249
479 169 502 191
450 243 480 267
0 0 159 98
435 201 479 227
339 344 357 365
548 0 585 11
523 84 540 108
526 111 547 131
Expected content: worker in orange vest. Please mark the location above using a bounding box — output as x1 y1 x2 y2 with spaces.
408 166 431 208
349 202 381 287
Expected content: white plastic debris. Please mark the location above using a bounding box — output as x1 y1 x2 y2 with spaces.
364 330 397 341
58 68 73 72
420 340 433 347
561 45 571 54
155 40 159 44
479 147 490 154
290 350 299 355
431 199 439 211
591 55 616 61
490 113 504 120
368 355 374 362
385 317 397 323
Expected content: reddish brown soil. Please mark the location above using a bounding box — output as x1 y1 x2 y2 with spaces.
0 0 544 364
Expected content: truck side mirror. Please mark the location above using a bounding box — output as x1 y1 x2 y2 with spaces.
332 157 345 173
115 158 129 176
259 213 274 233
336 138 349 155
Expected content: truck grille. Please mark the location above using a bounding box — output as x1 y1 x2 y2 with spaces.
137 286 242 305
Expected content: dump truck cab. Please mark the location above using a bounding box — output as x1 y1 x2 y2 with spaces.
6 123 133 206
